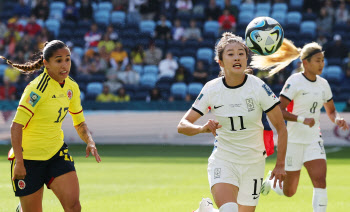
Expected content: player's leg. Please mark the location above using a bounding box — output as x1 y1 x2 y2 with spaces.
304 140 327 212
208 158 239 212
50 171 81 212
19 187 44 212
261 143 304 197
236 160 265 212
47 143 80 212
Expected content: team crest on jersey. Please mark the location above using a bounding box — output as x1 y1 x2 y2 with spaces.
246 98 255 112
284 84 291 92
26 91 41 107
214 168 221 179
18 180 26 190
262 84 273 96
67 89 73 100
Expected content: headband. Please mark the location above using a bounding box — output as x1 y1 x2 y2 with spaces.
302 49 324 60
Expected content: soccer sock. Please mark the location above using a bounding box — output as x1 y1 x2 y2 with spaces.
219 202 238 212
271 179 284 196
312 188 327 212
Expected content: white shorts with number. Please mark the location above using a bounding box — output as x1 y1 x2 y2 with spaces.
207 157 265 206
285 140 327 171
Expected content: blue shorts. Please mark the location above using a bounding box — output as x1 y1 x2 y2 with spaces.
11 143 75 197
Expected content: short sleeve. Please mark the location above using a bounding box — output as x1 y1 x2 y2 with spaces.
259 83 280 113
324 80 333 103
69 85 85 126
280 77 298 102
16 84 44 117
192 83 210 116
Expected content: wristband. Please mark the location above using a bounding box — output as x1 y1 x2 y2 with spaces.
297 116 305 123
335 117 343 123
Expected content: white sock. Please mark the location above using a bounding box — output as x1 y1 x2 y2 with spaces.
219 202 238 212
271 179 284 196
312 188 327 212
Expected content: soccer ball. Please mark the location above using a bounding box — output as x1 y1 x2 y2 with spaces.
245 17 284 55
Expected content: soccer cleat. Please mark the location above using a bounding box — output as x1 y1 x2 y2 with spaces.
193 198 218 212
16 202 23 212
261 170 272 196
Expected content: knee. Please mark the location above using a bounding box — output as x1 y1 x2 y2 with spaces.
283 188 297 197
65 200 81 212
312 177 326 188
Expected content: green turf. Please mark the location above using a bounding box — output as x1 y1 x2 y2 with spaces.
0 145 349 212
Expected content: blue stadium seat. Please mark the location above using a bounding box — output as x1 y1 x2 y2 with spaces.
133 65 144 75
156 20 172 28
127 12 141 25
86 82 103 95
196 48 214 65
98 2 113 13
240 3 255 13
170 82 188 100
300 21 317 38
272 3 288 13
182 47 197 57
179 56 196 73
203 21 220 37
45 19 60 37
255 10 270 18
94 10 110 26
286 11 302 26
188 82 203 99
49 8 63 20
271 11 286 26
324 66 343 83
156 76 174 92
139 20 156 34
143 65 158 75
216 0 225 9
231 0 241 7
50 1 65 11
256 3 271 14
238 11 254 27
80 91 85 101
327 58 342 66
140 74 157 89
111 11 126 27
62 20 76 30
289 0 303 11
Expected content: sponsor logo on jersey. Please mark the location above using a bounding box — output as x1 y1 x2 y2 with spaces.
214 168 221 179
214 105 224 109
18 180 26 190
253 195 260 200
229 103 242 108
26 91 41 107
262 84 273 96
67 89 73 100
246 98 255 112
284 84 290 92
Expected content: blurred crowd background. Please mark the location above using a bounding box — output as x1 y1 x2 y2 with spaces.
0 0 349 110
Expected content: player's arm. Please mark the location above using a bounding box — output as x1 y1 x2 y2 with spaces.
177 108 221 136
11 122 26 180
266 106 287 189
74 122 101 162
324 99 349 130
279 95 315 127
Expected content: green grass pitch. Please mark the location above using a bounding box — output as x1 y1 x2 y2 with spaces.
0 145 349 212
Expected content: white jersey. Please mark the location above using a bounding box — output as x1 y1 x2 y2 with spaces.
280 73 333 144
192 75 280 164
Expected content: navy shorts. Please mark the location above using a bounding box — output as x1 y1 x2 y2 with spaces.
11 143 75 197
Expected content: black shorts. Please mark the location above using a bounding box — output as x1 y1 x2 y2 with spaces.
11 143 75 197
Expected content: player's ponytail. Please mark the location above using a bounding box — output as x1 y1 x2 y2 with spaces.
0 40 68 74
250 38 301 77
0 55 44 74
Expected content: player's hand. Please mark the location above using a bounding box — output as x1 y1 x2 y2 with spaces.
336 118 349 131
13 162 26 180
303 118 315 128
201 119 222 136
86 141 101 163
270 164 286 189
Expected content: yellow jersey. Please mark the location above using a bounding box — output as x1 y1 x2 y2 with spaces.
13 68 85 160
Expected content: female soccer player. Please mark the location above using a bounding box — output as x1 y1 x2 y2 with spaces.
4 40 101 212
252 39 349 212
177 32 287 212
